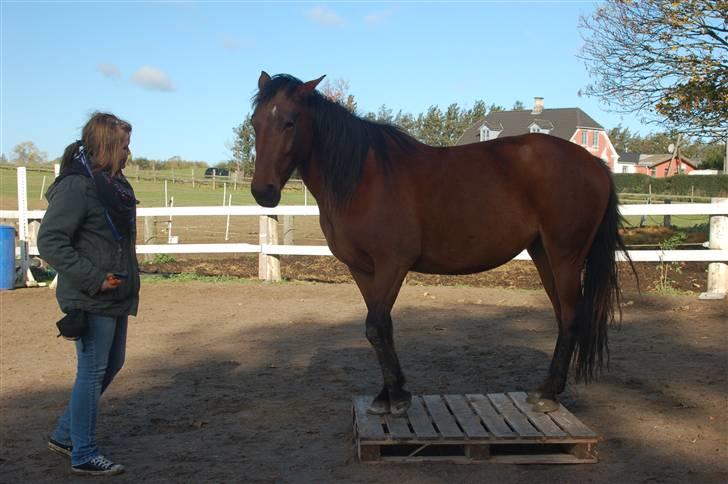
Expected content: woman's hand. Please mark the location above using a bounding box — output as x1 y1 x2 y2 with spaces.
100 274 123 292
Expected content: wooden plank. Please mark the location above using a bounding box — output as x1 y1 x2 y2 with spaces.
422 395 463 438
405 396 439 439
384 414 413 439
444 394 489 438
353 396 385 440
489 453 597 464
508 392 567 437
548 406 599 438
466 394 516 438
487 393 542 438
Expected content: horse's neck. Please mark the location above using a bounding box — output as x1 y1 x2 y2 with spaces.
299 155 328 209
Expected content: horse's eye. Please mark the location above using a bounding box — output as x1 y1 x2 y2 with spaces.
284 121 294 129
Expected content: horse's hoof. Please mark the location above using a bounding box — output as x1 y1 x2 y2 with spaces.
390 398 411 417
526 391 542 404
532 398 560 413
366 399 390 415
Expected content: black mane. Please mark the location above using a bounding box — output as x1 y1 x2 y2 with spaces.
253 74 415 206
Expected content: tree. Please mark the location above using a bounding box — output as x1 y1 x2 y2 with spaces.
320 78 357 113
512 100 526 111
419 106 445 146
231 114 255 177
579 0 727 139
0 153 7 164
12 141 47 164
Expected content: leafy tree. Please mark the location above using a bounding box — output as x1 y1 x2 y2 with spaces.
320 78 357 112
393 110 418 136
579 0 727 139
0 153 7 164
231 114 255 176
375 104 394 124
512 100 526 110
419 106 445 146
12 141 47 164
608 125 637 152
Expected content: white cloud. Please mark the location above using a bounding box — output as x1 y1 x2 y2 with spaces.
364 9 393 26
307 6 344 26
97 63 121 78
131 66 175 92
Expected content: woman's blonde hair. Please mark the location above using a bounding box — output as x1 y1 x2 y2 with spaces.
61 112 132 175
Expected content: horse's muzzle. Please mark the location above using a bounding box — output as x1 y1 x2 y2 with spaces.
251 183 281 208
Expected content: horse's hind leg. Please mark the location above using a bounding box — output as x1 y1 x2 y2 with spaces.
350 265 412 417
527 240 581 413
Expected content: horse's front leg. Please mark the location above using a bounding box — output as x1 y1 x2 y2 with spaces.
350 265 411 417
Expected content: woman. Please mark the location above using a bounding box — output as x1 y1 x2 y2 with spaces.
38 112 140 476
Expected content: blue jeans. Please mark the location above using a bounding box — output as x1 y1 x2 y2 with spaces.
51 313 128 466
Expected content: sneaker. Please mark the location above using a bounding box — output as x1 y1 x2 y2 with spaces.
48 439 72 458
71 455 125 476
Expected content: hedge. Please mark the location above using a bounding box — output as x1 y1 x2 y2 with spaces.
613 174 728 197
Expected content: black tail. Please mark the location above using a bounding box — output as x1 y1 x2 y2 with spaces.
573 173 637 382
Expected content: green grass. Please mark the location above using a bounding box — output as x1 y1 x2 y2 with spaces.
0 164 313 209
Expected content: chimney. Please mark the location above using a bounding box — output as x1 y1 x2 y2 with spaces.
532 97 544 115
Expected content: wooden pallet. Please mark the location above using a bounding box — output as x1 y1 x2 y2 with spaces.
353 393 598 464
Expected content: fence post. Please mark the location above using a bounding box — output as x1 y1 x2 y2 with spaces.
663 199 671 227
283 215 294 245
258 215 281 282
699 198 728 300
16 167 37 287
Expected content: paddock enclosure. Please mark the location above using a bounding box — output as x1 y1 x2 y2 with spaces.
1 281 726 482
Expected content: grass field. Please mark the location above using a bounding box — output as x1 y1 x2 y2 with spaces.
0 164 712 231
0 165 311 210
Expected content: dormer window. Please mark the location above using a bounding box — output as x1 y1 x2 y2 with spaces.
528 120 553 135
479 124 502 141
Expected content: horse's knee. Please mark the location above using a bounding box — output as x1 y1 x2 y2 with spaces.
365 319 383 346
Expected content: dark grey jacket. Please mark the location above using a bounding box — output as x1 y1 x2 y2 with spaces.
38 175 140 316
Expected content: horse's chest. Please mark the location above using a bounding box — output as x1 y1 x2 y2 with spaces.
319 213 374 273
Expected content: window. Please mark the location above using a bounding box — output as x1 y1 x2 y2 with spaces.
581 130 587 145
480 126 489 141
650 168 656 177
622 166 629 173
592 131 599 149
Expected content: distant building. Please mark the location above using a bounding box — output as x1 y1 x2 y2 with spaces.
457 97 621 171
616 152 697 177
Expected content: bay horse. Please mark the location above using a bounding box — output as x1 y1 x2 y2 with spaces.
250 72 632 415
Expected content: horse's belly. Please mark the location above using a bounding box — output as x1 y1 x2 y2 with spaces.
411 245 525 275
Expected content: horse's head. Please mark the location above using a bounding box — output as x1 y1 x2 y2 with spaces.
250 71 325 207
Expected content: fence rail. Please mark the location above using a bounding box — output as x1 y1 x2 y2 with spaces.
2 167 727 296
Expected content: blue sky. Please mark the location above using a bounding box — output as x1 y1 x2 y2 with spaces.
1 1 655 165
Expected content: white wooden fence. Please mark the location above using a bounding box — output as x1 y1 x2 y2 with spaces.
2 167 727 297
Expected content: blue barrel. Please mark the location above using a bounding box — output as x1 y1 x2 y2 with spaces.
0 225 16 290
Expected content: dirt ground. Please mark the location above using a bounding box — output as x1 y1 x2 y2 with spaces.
1 280 726 483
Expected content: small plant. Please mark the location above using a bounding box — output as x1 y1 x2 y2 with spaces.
656 231 688 292
151 254 177 265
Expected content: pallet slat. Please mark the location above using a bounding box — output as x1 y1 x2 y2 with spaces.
548 407 598 438
422 395 463 438
466 394 516 438
353 395 386 440
405 396 440 439
508 392 567 437
444 394 489 438
488 393 542 437
384 414 413 439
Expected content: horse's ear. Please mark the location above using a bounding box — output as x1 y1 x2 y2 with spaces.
258 71 271 90
297 75 326 96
